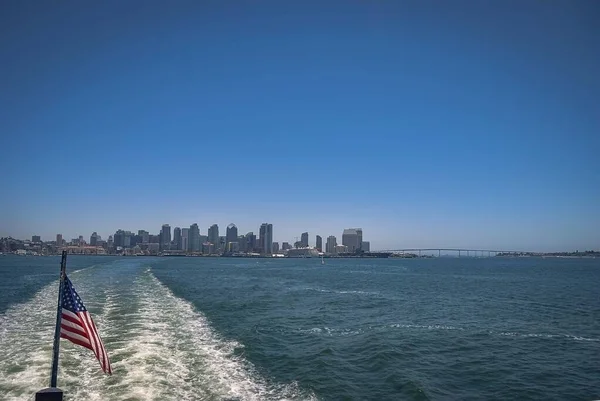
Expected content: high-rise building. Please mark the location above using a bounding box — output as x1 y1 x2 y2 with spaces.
246 232 256 253
259 223 273 254
273 242 280 254
342 228 363 253
238 235 247 253
123 232 132 248
300 232 309 248
361 241 370 252
32 235 41 243
189 224 200 252
282 242 291 250
160 224 171 250
326 236 337 254
90 232 98 246
138 230 150 244
316 235 322 252
181 228 189 252
56 234 63 247
226 224 238 249
208 224 219 252
173 227 182 250
114 230 124 247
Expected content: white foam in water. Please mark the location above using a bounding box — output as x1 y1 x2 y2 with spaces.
0 283 57 401
0 270 314 401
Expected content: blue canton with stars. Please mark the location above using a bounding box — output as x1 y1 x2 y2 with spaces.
61 276 88 313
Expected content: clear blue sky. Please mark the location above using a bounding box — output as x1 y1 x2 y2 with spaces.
1 1 598 251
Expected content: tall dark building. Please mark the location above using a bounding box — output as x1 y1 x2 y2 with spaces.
208 224 219 252
32 235 41 243
160 224 171 250
238 235 247 253
56 234 63 247
300 232 309 248
246 232 256 253
226 224 238 249
113 230 125 247
189 224 200 252
259 223 273 254
316 235 322 252
90 232 98 246
173 227 182 250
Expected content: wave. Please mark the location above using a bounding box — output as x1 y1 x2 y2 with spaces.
303 287 380 296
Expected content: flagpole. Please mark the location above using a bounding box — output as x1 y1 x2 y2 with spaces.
50 250 67 387
36 251 67 401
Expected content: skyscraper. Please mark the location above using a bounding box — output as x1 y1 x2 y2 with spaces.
259 223 273 254
181 228 189 252
173 227 182 250
361 241 370 252
316 235 322 252
160 224 171 250
138 230 149 244
246 232 256 253
272 242 279 254
208 224 219 252
238 235 247 253
32 235 41 243
189 224 200 252
326 236 337 254
56 234 63 247
90 232 98 246
342 228 363 253
226 224 238 250
300 232 309 248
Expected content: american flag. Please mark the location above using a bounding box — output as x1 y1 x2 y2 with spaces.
60 275 112 374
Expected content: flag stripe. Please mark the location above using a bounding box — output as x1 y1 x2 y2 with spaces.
60 328 91 347
79 312 99 359
60 321 87 338
85 313 110 373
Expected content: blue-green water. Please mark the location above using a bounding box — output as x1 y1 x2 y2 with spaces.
0 255 598 400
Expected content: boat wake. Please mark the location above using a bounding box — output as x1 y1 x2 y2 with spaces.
0 269 315 401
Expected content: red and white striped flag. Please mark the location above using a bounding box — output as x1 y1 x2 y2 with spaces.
60 275 112 374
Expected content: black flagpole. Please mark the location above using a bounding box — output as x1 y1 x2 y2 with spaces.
36 251 66 401
50 250 67 386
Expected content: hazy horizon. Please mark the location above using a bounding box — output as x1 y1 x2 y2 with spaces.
1 1 598 252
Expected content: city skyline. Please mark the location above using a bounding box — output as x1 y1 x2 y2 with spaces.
1 2 598 252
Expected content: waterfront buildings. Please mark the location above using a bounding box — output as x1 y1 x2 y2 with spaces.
181 228 189 252
90 232 99 246
273 242 279 254
208 224 219 253
361 241 370 252
342 228 363 253
300 232 309 248
56 234 63 247
326 236 337 254
173 227 182 250
160 224 171 250
259 223 273 254
226 224 238 250
246 232 256 253
189 224 200 252
316 235 322 252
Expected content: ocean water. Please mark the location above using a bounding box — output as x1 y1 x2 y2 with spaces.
0 255 598 401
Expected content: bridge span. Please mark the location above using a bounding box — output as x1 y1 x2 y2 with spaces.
378 248 527 257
